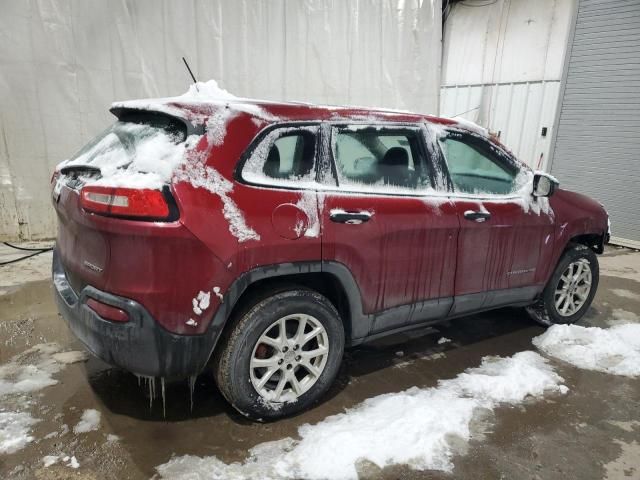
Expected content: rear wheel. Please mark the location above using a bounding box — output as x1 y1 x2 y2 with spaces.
213 289 344 420
527 243 599 326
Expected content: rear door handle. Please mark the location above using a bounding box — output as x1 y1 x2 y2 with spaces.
329 209 373 225
463 210 491 223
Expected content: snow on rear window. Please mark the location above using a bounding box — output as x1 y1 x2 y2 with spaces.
63 115 191 190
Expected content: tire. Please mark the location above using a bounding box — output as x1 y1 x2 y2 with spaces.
213 288 345 421
527 243 599 326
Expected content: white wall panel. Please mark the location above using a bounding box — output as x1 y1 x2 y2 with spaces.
440 80 561 168
0 0 442 240
441 0 573 169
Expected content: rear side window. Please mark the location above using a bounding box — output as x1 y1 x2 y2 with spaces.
241 126 318 187
439 133 518 195
331 127 430 193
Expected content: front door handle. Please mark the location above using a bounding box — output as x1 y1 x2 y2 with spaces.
329 209 373 225
463 210 491 223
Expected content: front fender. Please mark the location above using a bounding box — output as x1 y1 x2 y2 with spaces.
548 188 608 267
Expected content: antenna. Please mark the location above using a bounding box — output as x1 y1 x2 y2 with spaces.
182 57 199 91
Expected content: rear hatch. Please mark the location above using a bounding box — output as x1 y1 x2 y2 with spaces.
52 110 190 295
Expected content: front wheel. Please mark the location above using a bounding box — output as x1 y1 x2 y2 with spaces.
527 243 599 326
213 289 344 421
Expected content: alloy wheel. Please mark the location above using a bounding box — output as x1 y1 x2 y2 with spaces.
249 313 329 403
554 258 592 317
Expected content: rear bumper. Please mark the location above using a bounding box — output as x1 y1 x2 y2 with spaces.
52 248 215 378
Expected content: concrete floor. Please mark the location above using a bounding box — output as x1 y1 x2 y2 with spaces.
0 244 639 479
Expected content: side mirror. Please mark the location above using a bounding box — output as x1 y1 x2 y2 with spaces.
533 172 558 197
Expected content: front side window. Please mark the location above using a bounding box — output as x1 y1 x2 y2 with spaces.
241 127 318 187
439 133 518 195
331 128 430 193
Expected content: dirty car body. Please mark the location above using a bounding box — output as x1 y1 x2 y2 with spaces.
51 93 609 418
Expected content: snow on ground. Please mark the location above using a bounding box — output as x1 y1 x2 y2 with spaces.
533 323 640 377
611 288 640 301
0 411 38 454
0 343 89 454
156 351 566 480
606 308 639 327
73 409 101 434
0 343 70 397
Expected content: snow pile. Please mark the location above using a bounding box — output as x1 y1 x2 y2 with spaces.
0 410 38 454
73 409 101 434
533 323 640 377
156 351 565 480
179 79 238 102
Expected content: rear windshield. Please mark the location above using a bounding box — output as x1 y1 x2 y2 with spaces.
64 113 187 173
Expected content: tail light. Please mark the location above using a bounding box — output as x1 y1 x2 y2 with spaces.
86 297 129 323
80 185 171 220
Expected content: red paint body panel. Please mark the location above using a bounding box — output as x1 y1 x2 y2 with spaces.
321 193 458 314
52 98 609 351
452 199 555 295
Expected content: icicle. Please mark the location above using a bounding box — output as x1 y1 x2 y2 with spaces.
161 377 166 419
147 377 153 411
188 375 197 412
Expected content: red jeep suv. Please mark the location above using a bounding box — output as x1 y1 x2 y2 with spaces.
51 92 608 419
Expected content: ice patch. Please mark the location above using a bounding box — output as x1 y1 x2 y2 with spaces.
0 410 38 454
51 351 89 365
73 409 101 434
611 289 640 301
296 191 320 238
606 308 639 327
156 351 565 479
533 323 640 377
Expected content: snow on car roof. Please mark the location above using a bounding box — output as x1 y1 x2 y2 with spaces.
111 79 465 129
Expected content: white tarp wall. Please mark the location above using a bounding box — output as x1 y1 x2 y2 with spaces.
0 0 442 241
440 0 573 169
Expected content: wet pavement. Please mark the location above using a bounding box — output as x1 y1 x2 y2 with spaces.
0 244 639 479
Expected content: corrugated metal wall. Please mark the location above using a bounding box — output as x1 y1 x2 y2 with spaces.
550 0 640 248
0 0 442 241
440 0 573 169
441 80 560 169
